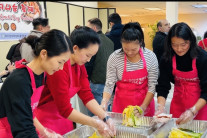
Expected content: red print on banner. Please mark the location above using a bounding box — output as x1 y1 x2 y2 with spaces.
0 3 4 11
20 3 26 13
12 4 18 13
5 4 12 11
28 6 34 13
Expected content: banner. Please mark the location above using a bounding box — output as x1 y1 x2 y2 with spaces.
0 1 45 41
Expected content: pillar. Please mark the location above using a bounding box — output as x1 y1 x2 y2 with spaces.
166 2 178 26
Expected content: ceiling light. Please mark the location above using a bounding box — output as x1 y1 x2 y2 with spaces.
144 8 162 11
192 5 207 8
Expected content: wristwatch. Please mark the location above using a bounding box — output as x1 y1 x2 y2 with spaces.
103 116 111 122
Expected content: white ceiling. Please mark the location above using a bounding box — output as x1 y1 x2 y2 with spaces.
98 1 207 16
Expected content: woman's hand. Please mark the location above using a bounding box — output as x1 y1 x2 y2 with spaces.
105 118 116 136
39 128 63 138
7 62 16 72
100 98 108 111
94 118 114 138
0 70 9 77
154 104 166 116
176 107 198 125
133 106 144 117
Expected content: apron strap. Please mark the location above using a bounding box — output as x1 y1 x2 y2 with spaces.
68 59 74 87
124 48 146 72
15 60 37 92
172 56 176 70
173 55 196 72
192 58 197 71
67 60 80 87
42 72 46 85
202 39 206 49
139 48 147 69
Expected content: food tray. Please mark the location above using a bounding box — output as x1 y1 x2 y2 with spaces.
106 112 123 124
150 119 207 138
107 112 155 127
107 112 163 135
63 125 155 138
63 125 95 138
64 112 164 138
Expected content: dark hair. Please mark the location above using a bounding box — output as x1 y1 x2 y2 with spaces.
88 18 102 31
121 22 145 48
32 17 49 30
69 26 100 53
108 13 121 24
204 31 207 39
163 22 200 62
26 29 72 57
75 25 81 29
157 21 162 29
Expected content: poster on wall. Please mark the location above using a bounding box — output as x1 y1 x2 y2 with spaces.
0 1 45 41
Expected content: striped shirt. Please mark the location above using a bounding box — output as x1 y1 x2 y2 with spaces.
104 47 159 95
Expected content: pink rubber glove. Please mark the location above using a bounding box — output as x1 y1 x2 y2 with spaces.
39 128 63 138
154 104 166 116
176 106 198 125
94 118 113 137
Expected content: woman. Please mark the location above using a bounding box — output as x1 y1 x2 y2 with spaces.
35 26 116 137
0 29 71 137
101 22 159 116
156 22 207 125
198 31 207 52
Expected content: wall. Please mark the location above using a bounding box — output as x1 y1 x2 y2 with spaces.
0 41 18 72
61 2 97 8
179 13 207 38
121 14 165 51
46 2 69 35
0 2 114 71
121 13 207 51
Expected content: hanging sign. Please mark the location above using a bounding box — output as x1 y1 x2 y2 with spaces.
0 1 45 41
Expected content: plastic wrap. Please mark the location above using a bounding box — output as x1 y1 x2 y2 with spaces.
64 112 163 138
151 119 207 138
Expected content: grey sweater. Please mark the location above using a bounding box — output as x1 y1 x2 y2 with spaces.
20 30 43 62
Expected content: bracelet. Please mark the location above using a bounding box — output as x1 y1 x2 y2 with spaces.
189 106 197 116
103 116 111 122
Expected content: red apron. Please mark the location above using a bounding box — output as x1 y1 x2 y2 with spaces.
0 59 45 138
35 60 81 135
170 56 207 120
112 49 155 116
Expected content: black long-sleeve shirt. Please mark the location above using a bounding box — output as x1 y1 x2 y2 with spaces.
0 68 44 138
153 31 167 63
156 48 207 102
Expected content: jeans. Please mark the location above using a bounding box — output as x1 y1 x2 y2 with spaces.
87 82 104 117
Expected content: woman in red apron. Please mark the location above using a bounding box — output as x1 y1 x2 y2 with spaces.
198 31 207 52
35 27 116 137
156 22 207 125
101 22 158 116
0 29 71 137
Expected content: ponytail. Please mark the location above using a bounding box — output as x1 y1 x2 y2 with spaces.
121 22 145 48
25 35 40 56
25 29 72 57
